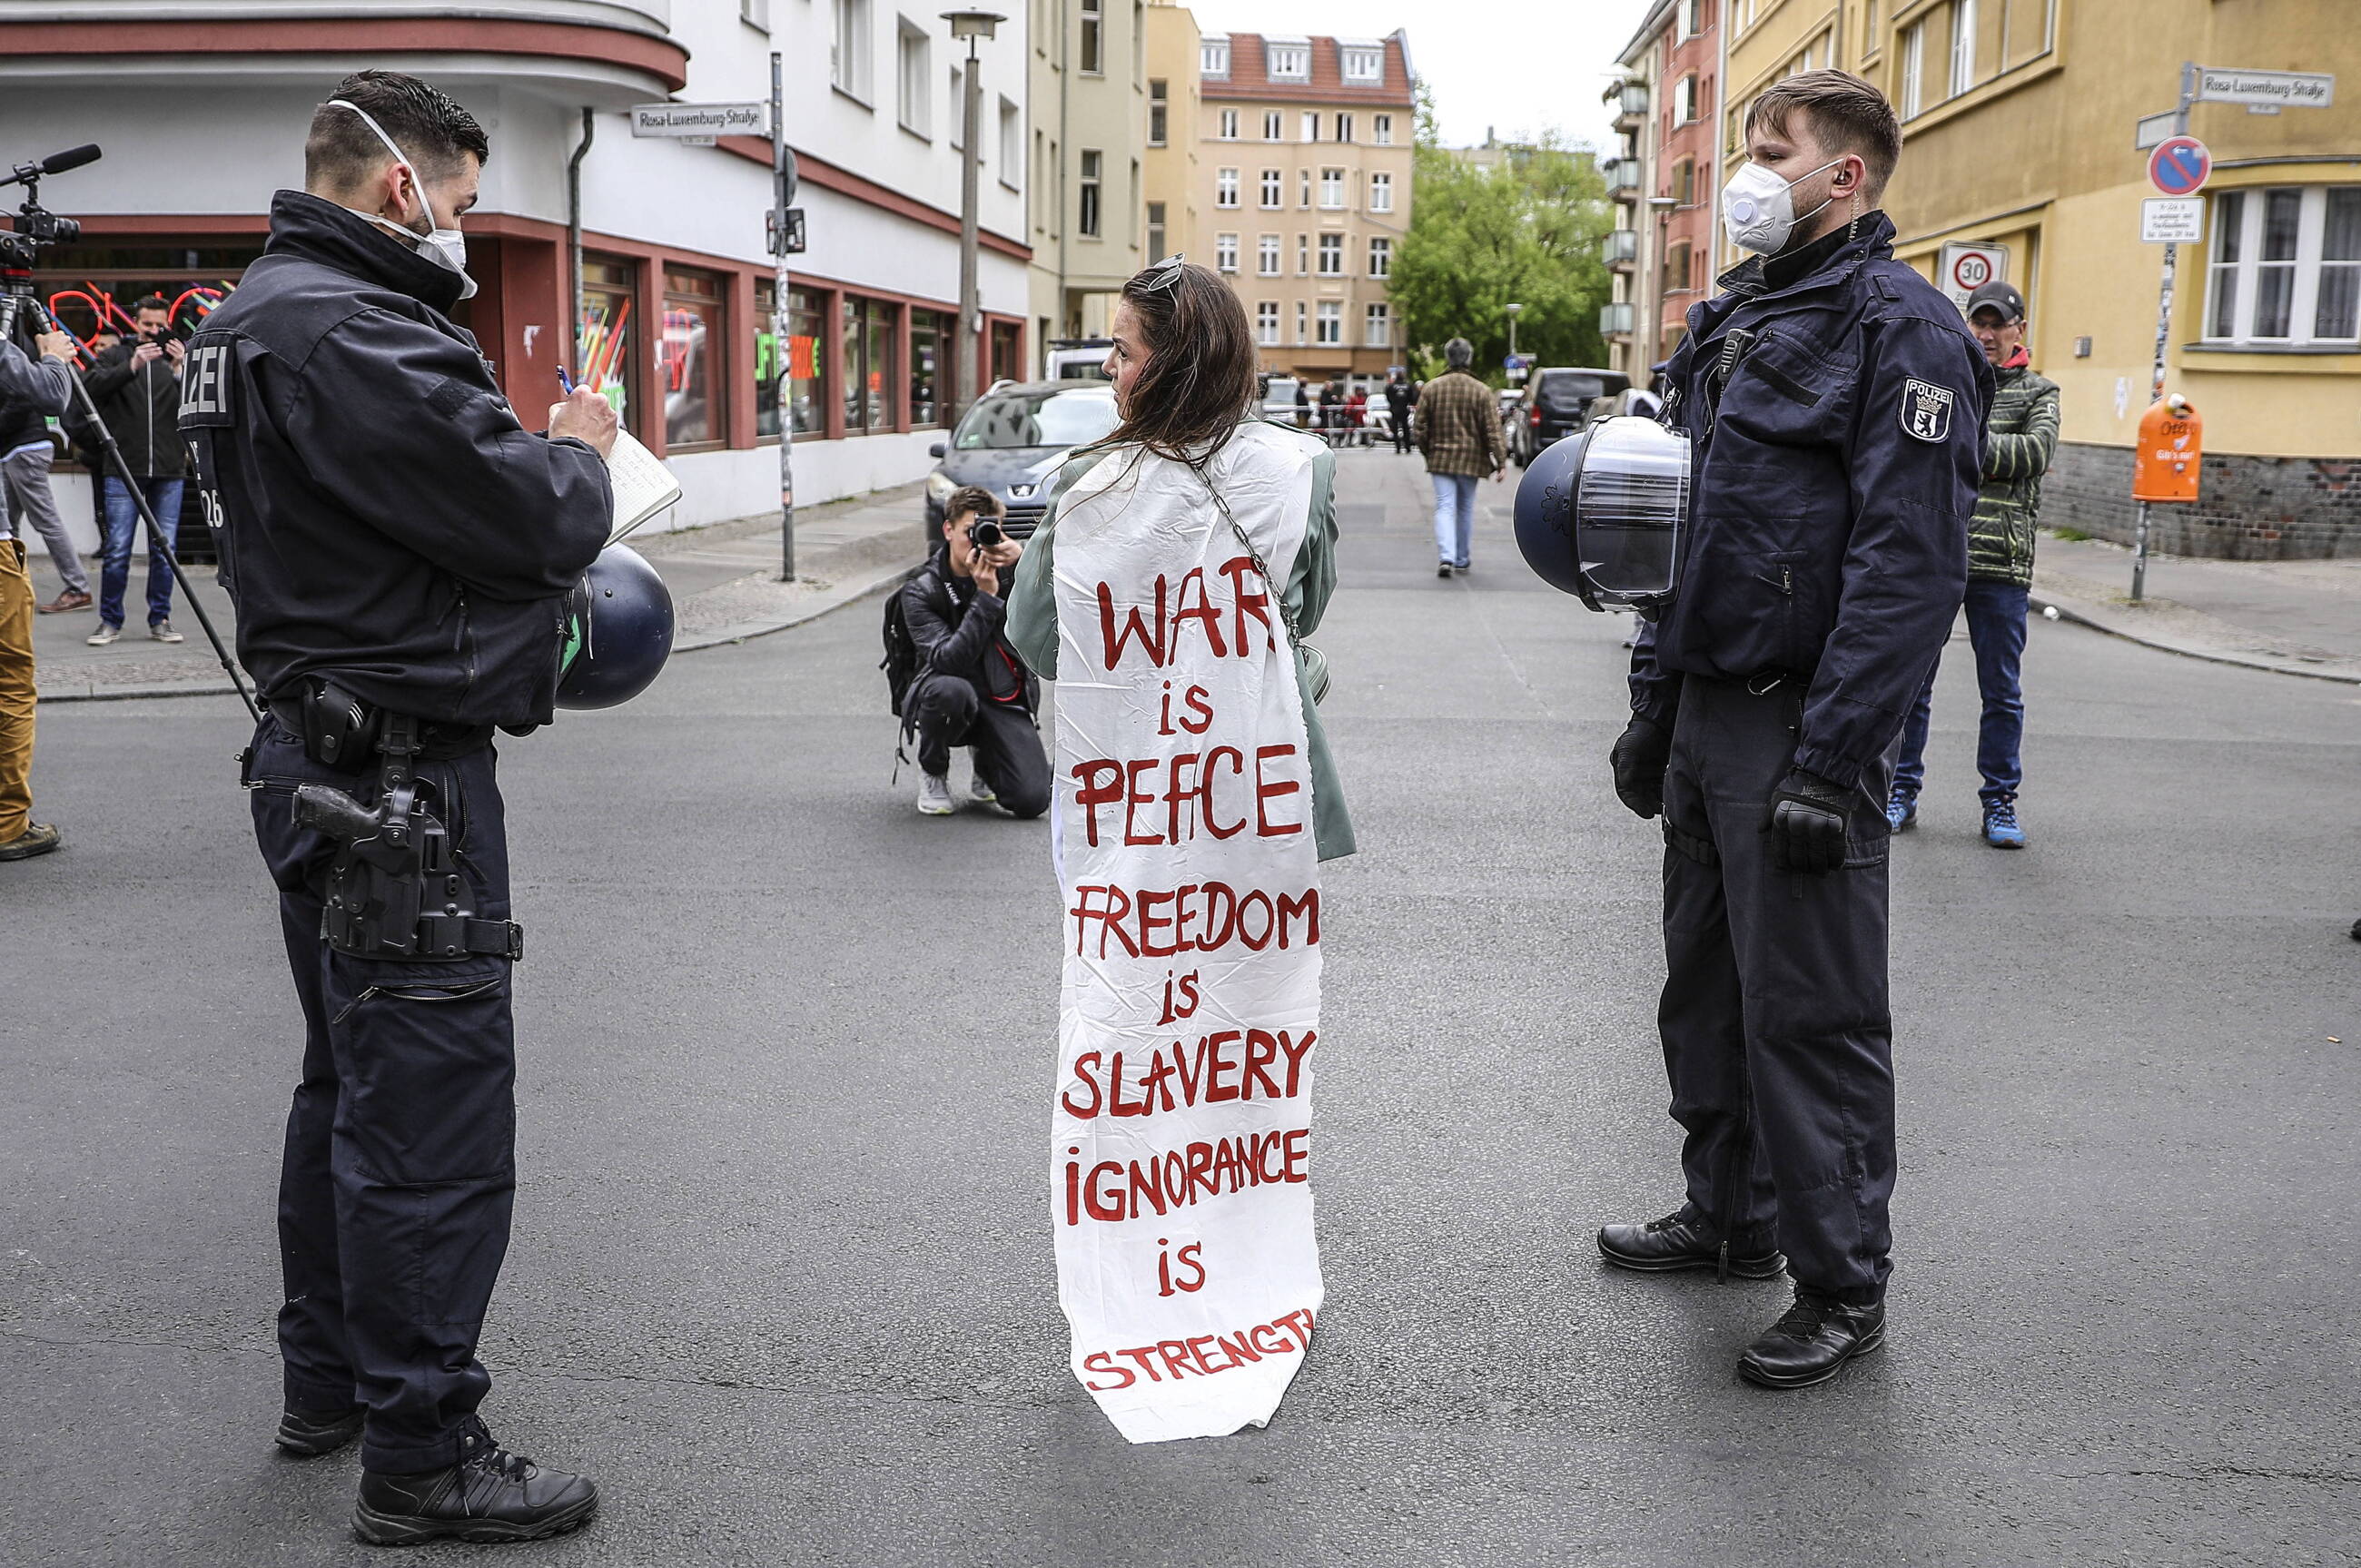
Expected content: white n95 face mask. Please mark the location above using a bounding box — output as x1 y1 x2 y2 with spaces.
1721 157 1841 256
327 98 478 301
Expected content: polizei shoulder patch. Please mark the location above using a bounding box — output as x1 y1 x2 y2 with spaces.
1900 378 1955 443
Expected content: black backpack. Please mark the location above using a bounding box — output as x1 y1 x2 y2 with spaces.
880 567 926 717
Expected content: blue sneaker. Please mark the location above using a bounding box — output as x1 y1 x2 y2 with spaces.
1982 796 2026 849
1884 785 1917 833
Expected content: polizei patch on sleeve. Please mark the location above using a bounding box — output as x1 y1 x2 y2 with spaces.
1900 378 1955 443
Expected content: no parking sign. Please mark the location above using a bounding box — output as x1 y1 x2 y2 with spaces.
2149 135 2211 197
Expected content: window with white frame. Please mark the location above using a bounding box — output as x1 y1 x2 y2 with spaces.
1219 108 1239 140
1201 35 1229 76
1295 300 1307 344
1299 168 1312 207
1316 301 1341 343
1364 301 1390 347
1949 0 1976 98
2208 186 2361 345
1374 113 1394 145
1683 0 1704 36
896 19 930 135
1337 113 1354 144
1368 171 1393 212
1317 232 1343 273
1080 0 1103 74
1216 232 1240 272
1258 233 1281 274
1269 39 1310 80
1368 235 1391 277
1319 168 1345 208
832 0 873 100
1217 167 1240 207
1150 80 1169 146
1264 110 1283 141
1257 301 1280 345
1300 111 1319 143
1260 168 1282 207
1901 22 1925 116
1000 96 1020 188
1146 202 1165 260
1340 44 1382 84
1296 233 1308 273
1677 74 1698 123
1079 149 1101 236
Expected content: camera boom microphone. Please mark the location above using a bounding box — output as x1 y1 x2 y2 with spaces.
41 143 102 176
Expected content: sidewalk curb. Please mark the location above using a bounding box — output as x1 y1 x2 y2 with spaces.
35 559 920 705
2029 584 2361 686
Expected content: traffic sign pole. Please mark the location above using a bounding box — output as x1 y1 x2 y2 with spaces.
771 51 797 582
2136 64 2200 598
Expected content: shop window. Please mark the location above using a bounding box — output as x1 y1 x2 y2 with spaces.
661 266 724 450
909 308 949 427
990 320 1022 385
580 255 639 435
842 295 898 433
756 279 827 439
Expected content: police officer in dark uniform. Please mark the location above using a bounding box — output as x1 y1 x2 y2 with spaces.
178 72 616 1543
1596 71 1991 1389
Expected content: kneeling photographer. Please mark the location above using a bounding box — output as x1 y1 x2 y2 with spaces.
900 486 1049 819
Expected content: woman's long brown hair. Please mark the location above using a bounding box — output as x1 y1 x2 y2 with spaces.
1096 260 1260 466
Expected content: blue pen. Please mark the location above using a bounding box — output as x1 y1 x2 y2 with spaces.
557 365 575 394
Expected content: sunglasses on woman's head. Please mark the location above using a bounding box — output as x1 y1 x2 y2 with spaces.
1137 253 1187 291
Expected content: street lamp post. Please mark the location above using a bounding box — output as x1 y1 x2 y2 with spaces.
1505 301 1522 369
943 10 1004 431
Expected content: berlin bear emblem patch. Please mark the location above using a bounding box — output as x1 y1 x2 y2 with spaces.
1900 378 1954 443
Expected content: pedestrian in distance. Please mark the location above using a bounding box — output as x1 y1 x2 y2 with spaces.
897 485 1051 819
178 68 618 1545
1 352 91 615
1602 69 1992 1389
1888 279 2059 849
0 321 80 863
1384 373 1414 454
80 294 189 646
1416 337 1507 578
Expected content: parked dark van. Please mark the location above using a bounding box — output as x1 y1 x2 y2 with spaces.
1512 366 1632 465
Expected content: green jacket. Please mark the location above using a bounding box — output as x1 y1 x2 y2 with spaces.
1004 431 1356 862
1971 360 2060 586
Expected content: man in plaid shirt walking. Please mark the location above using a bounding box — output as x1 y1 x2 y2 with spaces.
1415 337 1506 578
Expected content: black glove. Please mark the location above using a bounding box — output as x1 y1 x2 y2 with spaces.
1763 768 1853 874
1609 715 1673 820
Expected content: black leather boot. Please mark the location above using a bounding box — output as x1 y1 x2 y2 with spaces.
1737 1295 1886 1388
352 1418 598 1546
275 1404 365 1458
1597 1208 1785 1278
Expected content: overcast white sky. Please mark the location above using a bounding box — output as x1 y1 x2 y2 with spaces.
1186 0 1657 153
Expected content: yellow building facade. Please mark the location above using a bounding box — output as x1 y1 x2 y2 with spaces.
1144 0 1203 271
1720 0 2360 557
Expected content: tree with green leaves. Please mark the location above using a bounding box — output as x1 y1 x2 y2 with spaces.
1392 101 1615 386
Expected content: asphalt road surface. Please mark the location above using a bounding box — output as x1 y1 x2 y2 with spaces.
5 451 2355 1566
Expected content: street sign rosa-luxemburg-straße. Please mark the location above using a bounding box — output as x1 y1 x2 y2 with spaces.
2195 68 2335 108
629 102 773 138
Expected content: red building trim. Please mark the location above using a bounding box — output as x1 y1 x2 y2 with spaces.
716 136 1032 262
0 16 689 93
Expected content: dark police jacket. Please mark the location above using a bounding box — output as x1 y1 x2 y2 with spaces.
178 192 609 729
901 546 1037 715
1635 212 1992 790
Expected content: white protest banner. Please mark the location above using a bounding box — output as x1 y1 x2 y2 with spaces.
1048 422 1326 1445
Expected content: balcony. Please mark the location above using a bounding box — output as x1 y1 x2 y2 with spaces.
1607 158 1644 203
1611 81 1647 133
1603 229 1639 271
1600 301 1636 338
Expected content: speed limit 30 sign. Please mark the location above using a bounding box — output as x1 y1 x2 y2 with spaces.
1938 242 2009 313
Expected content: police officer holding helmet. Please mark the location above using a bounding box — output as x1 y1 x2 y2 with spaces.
1595 72 1991 1388
180 71 619 1543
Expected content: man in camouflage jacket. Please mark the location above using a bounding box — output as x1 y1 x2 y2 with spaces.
1889 280 2060 848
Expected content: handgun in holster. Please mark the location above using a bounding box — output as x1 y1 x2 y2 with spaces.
291 711 523 963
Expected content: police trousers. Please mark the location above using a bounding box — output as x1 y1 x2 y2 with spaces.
1656 675 1899 1305
245 715 517 1473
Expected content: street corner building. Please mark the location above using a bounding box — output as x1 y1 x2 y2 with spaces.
1604 0 2360 562
0 0 1042 543
1136 10 1414 399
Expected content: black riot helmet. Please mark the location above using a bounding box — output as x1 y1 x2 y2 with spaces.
557 544 675 710
1512 416 1692 617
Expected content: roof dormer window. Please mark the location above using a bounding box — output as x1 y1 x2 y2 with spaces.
1266 37 1310 81
1200 35 1230 77
1339 44 1383 84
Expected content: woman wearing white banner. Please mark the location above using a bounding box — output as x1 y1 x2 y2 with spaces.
1007 256 1352 1443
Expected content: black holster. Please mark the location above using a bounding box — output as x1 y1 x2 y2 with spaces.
291 709 522 963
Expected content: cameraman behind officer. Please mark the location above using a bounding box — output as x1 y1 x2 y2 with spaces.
81 294 190 645
0 321 79 863
901 485 1049 819
178 70 615 1545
